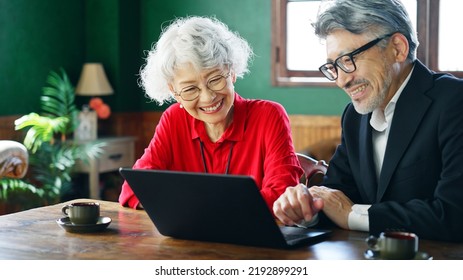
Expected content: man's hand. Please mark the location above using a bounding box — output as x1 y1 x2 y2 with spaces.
309 186 353 229
273 183 324 226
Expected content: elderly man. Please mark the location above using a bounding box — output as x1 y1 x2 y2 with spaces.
274 0 463 242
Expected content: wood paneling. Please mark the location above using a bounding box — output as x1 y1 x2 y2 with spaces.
2 113 341 162
289 115 341 152
0 115 24 142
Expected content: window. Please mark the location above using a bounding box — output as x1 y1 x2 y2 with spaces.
272 0 463 87
437 1 463 71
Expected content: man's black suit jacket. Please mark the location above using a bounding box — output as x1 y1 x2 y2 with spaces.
324 60 463 242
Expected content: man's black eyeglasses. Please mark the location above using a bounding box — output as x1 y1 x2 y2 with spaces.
319 33 395 81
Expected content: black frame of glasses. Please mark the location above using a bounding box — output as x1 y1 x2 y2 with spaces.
319 33 395 81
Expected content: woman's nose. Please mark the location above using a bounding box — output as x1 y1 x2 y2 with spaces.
199 87 217 102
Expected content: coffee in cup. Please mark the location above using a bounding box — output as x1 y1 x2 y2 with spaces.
62 202 100 225
366 231 418 259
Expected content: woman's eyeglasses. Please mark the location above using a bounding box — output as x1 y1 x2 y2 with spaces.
174 72 231 101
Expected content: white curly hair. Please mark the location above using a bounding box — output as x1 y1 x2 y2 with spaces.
138 16 254 105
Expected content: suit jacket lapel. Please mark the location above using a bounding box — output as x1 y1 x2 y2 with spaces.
359 114 378 203
377 61 433 201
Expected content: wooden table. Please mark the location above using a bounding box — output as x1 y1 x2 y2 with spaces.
0 199 461 260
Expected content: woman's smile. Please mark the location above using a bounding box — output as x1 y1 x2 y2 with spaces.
200 99 224 113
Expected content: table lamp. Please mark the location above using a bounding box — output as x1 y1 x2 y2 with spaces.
74 63 113 141
75 63 113 96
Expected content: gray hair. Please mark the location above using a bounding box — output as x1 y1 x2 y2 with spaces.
139 16 254 105
313 0 418 61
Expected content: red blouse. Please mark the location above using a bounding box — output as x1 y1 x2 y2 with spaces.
119 93 303 212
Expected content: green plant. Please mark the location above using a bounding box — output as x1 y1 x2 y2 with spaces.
0 69 103 211
15 69 78 152
0 179 45 210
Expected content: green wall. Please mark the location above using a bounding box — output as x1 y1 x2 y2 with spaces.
0 0 85 116
84 0 142 112
0 0 349 118
0 0 143 116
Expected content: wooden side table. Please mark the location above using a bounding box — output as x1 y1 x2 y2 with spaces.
74 136 136 199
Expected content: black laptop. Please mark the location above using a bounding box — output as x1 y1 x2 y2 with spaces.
119 168 331 249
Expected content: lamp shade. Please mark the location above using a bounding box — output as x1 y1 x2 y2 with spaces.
75 63 113 96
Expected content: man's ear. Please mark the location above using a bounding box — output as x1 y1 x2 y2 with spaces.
390 33 410 62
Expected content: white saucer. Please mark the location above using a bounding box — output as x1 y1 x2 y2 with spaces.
56 216 112 233
364 249 433 260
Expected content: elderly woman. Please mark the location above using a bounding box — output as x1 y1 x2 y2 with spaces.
119 16 302 212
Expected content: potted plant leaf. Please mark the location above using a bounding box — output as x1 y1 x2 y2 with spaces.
0 69 103 214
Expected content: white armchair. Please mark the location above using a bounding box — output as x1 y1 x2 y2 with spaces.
0 140 28 179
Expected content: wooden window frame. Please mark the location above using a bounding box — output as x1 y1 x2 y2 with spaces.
272 0 332 87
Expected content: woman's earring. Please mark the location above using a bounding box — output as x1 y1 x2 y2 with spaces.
179 104 183 109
